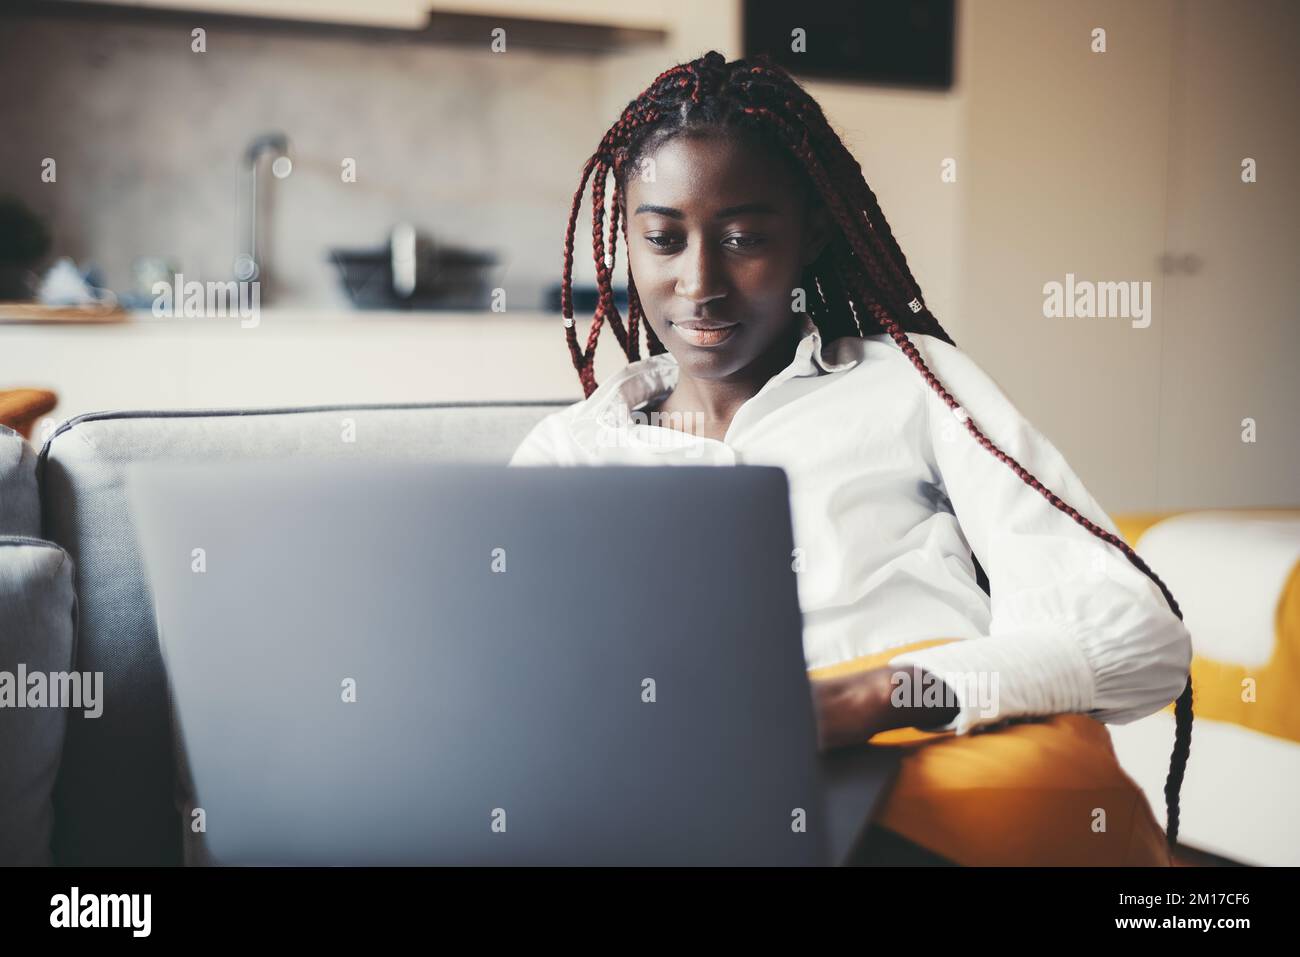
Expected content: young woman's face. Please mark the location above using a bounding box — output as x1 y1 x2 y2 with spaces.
623 131 830 383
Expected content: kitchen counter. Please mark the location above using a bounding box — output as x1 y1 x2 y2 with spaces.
0 309 630 439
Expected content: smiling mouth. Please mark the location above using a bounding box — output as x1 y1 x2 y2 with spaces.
672 322 739 347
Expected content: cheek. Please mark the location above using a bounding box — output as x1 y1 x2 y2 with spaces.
736 253 804 303
626 247 671 311
627 242 663 281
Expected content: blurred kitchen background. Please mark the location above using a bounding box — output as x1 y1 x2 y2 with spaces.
0 0 1296 512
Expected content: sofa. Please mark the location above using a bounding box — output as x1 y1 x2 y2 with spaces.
1 402 567 866
3 404 1296 866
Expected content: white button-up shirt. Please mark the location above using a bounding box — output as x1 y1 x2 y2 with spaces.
508 314 1192 735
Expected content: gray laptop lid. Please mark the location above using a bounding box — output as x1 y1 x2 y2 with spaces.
126 459 896 866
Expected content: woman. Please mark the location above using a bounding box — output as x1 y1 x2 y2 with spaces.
509 51 1193 866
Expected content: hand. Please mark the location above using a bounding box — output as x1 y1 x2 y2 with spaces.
810 668 893 752
811 665 961 751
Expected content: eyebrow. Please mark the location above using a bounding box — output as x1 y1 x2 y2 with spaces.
633 202 780 219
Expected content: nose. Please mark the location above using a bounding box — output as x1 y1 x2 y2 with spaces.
675 238 727 308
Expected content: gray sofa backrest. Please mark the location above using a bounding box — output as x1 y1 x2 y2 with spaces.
1 424 41 536
37 401 568 866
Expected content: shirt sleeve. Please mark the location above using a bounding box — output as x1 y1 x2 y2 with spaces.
883 334 1193 736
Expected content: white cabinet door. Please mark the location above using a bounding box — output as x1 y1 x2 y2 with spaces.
1155 0 1300 508
958 0 1176 512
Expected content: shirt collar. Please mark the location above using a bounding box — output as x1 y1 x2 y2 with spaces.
581 313 859 435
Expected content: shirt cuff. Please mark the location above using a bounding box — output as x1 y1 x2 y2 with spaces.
883 625 1097 735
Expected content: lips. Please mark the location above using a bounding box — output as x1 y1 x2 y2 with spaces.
673 319 739 347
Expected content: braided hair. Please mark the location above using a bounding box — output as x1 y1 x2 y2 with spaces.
559 50 1193 852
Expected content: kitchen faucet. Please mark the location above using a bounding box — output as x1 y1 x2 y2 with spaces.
235 132 291 291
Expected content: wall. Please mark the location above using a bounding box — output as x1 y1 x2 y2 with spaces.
0 13 609 310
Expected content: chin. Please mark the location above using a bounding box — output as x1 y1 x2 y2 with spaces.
673 346 751 379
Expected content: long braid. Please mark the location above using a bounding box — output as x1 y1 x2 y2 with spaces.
560 51 1193 851
588 158 629 357
603 184 631 355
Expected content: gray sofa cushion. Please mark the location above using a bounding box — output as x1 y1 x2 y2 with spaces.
37 401 568 866
0 426 40 536
0 537 77 866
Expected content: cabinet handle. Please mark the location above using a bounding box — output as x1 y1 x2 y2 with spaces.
1157 253 1203 275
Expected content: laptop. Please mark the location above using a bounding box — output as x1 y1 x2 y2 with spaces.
124 458 900 866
